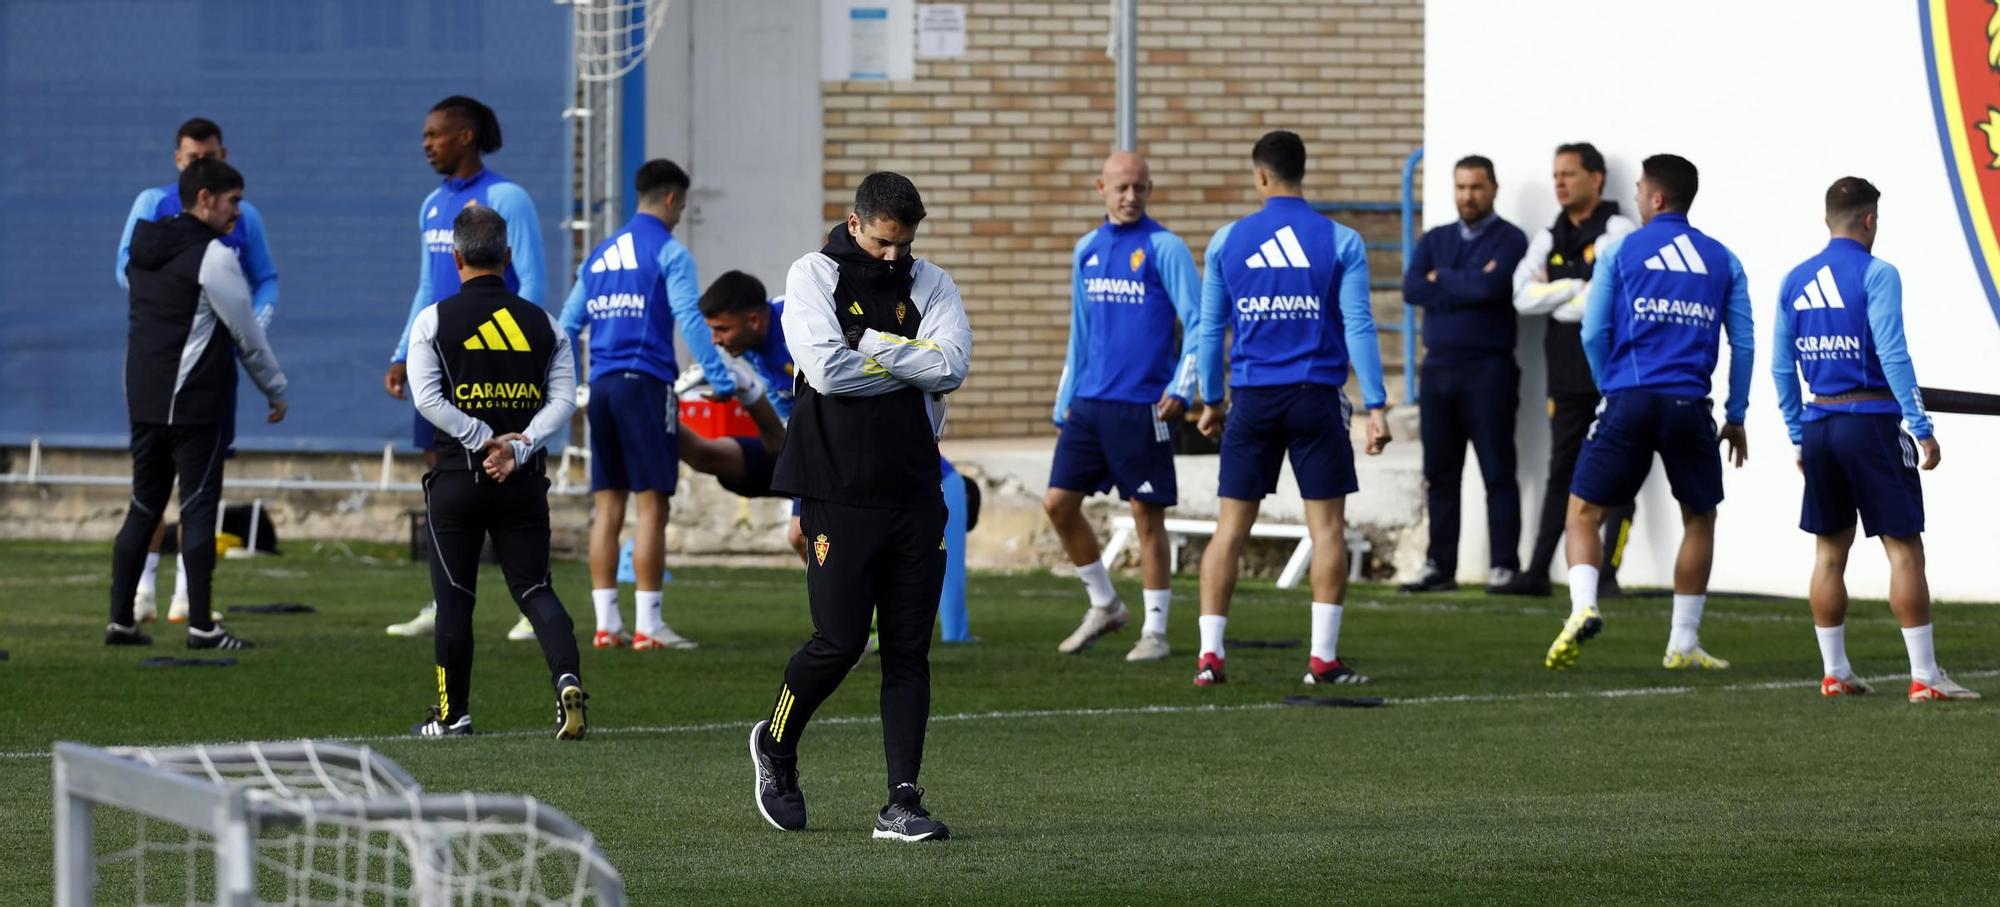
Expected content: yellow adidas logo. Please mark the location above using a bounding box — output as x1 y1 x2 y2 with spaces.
464 309 532 352
848 301 864 316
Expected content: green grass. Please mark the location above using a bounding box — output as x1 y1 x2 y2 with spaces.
2 540 1997 904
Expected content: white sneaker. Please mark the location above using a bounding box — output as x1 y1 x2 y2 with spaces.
1910 668 1982 702
1057 600 1129 654
168 591 190 624
507 615 537 641
386 603 437 637
634 627 698 650
1124 631 1170 662
134 586 158 624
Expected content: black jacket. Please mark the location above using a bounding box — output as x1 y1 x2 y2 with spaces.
124 213 285 425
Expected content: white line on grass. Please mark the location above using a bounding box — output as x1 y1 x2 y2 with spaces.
7 669 1992 761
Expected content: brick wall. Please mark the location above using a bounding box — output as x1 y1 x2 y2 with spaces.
820 0 1424 438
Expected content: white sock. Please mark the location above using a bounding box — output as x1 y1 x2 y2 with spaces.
1198 614 1227 660
1668 594 1705 653
1141 588 1171 635
1566 564 1599 616
1902 624 1937 684
1310 602 1343 662
1076 560 1117 608
636 590 665 636
1814 624 1850 679
591 588 621 634
140 553 160 595
174 553 189 598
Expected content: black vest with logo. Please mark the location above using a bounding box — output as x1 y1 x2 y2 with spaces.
772 226 942 510
430 275 557 473
1542 201 1621 398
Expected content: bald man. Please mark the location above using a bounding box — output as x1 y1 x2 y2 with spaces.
1047 152 1202 662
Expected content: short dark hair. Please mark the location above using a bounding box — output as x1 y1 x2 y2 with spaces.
452 205 509 269
1252 130 1307 185
854 172 926 226
698 271 770 318
1454 155 1496 184
176 117 222 146
636 159 691 204
431 95 503 154
1554 142 1606 175
1641 154 1699 212
178 157 243 209
1825 177 1881 230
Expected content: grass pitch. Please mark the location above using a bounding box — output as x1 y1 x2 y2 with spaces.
2 540 1996 904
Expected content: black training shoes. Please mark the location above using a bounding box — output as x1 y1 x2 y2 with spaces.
873 783 950 842
750 720 807 831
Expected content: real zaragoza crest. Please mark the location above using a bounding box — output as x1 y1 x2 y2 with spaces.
813 533 830 566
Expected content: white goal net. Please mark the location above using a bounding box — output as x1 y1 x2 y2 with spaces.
54 740 625 906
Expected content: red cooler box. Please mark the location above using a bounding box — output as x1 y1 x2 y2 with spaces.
678 399 759 439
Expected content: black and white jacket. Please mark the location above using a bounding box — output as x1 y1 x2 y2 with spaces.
124 213 286 425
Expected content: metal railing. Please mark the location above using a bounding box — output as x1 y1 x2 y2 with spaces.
1 438 592 496
1308 145 1423 405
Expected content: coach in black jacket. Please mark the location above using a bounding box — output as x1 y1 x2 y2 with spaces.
108 158 286 649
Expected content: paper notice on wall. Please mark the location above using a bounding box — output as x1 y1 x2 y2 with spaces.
916 4 966 60
822 0 914 81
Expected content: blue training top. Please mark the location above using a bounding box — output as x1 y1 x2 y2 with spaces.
1196 196 1384 408
1053 216 1202 424
391 168 546 363
745 297 795 423
118 184 279 320
1583 212 1755 424
556 213 735 395
1770 237 1931 442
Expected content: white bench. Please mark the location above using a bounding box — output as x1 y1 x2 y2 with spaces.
1100 516 1372 588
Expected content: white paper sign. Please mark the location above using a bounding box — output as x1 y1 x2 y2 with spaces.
916 4 966 60
821 0 915 81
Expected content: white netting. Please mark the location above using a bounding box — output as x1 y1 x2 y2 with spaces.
68 741 624 906
572 0 671 83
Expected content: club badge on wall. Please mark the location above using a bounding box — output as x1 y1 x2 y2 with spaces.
1922 0 2000 329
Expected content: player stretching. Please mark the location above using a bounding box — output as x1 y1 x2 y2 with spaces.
1772 177 1978 701
1550 154 1751 671
1191 131 1390 687
1045 152 1200 661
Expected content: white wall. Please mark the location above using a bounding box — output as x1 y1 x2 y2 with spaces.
1426 0 2000 600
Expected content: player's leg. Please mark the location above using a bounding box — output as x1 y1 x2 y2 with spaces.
1046 399 1128 652
678 431 745 480
489 476 588 738
1551 395 1648 669
133 521 168 623
107 424 176 643
1466 356 1523 588
415 471 480 736
870 501 950 840
1799 417 1865 693
388 411 444 635
1115 400 1180 661
1846 416 1975 700
588 490 628 645
1197 388 1287 685
631 489 692 648
1125 499 1173 661
173 425 242 647
1523 395 1586 593
1657 399 1728 669
1408 360 1468 592
1287 386 1368 684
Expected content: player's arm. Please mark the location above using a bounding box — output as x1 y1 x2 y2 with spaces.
488 184 547 305
505 314 579 466
407 307 492 451
198 241 287 415
1156 230 1204 411
556 262 590 385
1721 251 1755 426
391 196 437 365
859 264 971 394
1512 227 1578 315
1864 260 1934 440
1580 237 1622 386
1052 236 1090 426
1401 229 1441 308
661 243 737 397
117 188 166 290
1336 225 1387 410
784 255 905 397
237 201 280 328
1769 290 1804 450
1196 223 1233 407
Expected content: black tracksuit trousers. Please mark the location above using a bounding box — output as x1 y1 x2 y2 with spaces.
109 423 227 630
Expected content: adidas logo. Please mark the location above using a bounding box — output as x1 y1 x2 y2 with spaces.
1243 226 1312 269
1791 264 1849 310
427 205 439 220
1641 234 1709 274
1135 481 1154 494
588 233 640 274
464 309 533 352
848 301 864 315
1084 253 1100 267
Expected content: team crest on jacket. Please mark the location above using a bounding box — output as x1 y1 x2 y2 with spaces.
813 533 830 566
1923 0 2000 328
896 300 907 324
1129 248 1146 272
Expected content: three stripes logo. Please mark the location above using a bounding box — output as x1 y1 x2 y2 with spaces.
463 309 533 352
1791 265 1849 310
771 686 797 742
1083 253 1100 267
1243 226 1312 269
1640 234 1710 274
588 233 640 274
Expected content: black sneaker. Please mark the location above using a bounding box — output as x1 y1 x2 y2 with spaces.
749 720 806 831
555 674 588 741
187 625 253 650
105 623 153 646
1398 564 1458 594
1488 572 1552 597
411 706 472 737
874 784 950 842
